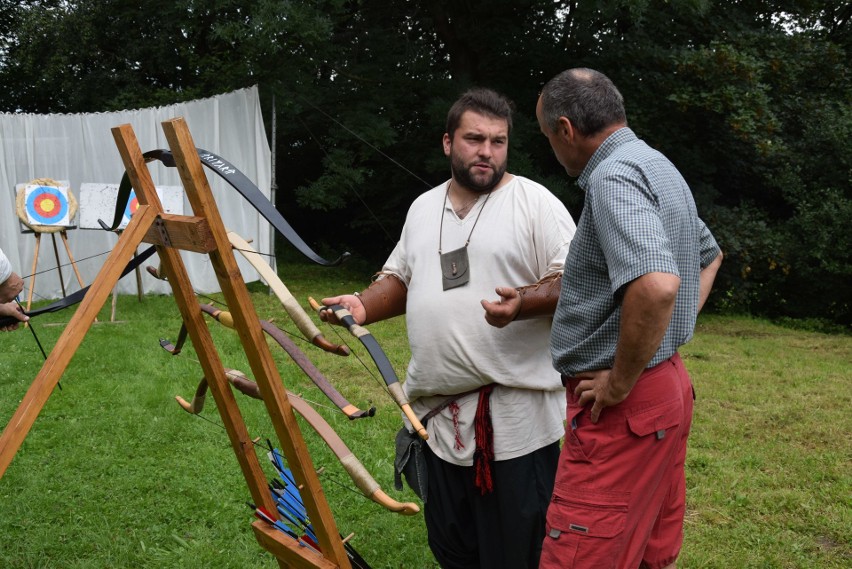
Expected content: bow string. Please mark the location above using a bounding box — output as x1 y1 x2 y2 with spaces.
162 301 375 420
0 246 157 328
308 298 428 441
172 364 418 516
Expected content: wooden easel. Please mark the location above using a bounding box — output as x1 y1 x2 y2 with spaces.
0 118 353 569
16 180 87 315
23 227 87 315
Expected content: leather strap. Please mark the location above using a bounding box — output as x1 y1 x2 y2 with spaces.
360 273 407 325
514 273 562 321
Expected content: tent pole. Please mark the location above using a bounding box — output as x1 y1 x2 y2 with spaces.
268 93 278 283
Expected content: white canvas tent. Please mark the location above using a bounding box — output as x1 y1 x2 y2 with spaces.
0 86 272 302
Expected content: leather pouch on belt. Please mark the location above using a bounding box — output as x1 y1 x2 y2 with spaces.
394 427 428 502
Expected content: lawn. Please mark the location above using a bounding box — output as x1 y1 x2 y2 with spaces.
0 260 849 568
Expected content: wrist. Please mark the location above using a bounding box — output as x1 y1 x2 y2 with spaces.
513 273 561 321
607 366 640 399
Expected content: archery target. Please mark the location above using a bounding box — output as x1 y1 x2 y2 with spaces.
25 184 71 226
78 183 185 230
124 191 140 223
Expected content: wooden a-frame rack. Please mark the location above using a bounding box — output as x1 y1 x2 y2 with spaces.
0 118 354 569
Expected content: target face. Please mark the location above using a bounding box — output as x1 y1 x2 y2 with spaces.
25 185 70 226
124 191 139 222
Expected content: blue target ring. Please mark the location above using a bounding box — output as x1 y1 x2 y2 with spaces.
26 186 69 225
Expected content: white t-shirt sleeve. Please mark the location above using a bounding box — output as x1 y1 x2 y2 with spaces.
0 247 12 284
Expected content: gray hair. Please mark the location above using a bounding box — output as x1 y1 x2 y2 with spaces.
539 68 626 136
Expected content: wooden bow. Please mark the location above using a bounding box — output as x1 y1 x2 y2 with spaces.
308 298 428 440
147 231 349 357
162 302 375 420
176 367 419 516
227 231 349 356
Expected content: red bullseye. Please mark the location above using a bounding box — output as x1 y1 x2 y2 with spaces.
34 194 61 217
25 185 70 226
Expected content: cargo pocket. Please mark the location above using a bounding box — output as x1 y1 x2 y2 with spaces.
540 488 629 569
626 399 682 441
564 404 594 463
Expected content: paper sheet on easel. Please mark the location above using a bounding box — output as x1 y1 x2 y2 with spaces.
78 183 185 230
24 184 71 226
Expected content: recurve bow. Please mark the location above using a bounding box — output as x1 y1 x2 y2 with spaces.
0 246 157 328
176 367 419 516
227 230 349 356
161 303 373 419
110 149 348 266
308 298 428 440
147 231 349 357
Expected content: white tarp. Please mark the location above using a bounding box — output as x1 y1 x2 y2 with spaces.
0 86 272 303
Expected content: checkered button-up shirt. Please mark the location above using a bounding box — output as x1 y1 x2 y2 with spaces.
551 128 720 376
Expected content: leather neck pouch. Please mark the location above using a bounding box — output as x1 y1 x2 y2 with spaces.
440 245 470 290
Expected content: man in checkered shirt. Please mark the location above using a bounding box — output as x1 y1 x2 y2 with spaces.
536 68 723 569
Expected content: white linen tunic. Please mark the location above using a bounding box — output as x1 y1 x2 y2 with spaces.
383 175 576 466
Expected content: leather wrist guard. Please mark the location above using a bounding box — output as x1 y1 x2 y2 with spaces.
514 273 562 321
360 273 407 325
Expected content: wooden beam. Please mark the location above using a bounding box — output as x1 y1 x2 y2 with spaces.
160 118 351 569
252 522 339 569
142 213 216 253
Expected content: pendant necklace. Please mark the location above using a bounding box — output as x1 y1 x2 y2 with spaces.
438 181 492 291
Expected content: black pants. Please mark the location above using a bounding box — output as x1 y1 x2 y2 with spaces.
423 441 560 569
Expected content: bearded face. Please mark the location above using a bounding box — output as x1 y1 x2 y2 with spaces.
444 111 509 194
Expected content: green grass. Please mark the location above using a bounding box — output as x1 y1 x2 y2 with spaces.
1 262 849 568
679 315 850 568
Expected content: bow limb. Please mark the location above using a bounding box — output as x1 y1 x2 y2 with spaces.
308 298 428 441
176 368 259 414
0 246 157 328
286 389 420 516
159 320 189 355
198 303 375 420
227 230 349 357
175 376 207 414
177 365 419 516
112 149 348 266
194 148 349 266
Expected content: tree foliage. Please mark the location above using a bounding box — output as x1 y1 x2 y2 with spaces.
0 0 849 325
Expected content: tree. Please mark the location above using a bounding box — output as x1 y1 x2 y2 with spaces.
1 0 848 324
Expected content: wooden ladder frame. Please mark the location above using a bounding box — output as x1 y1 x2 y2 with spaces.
0 118 352 569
